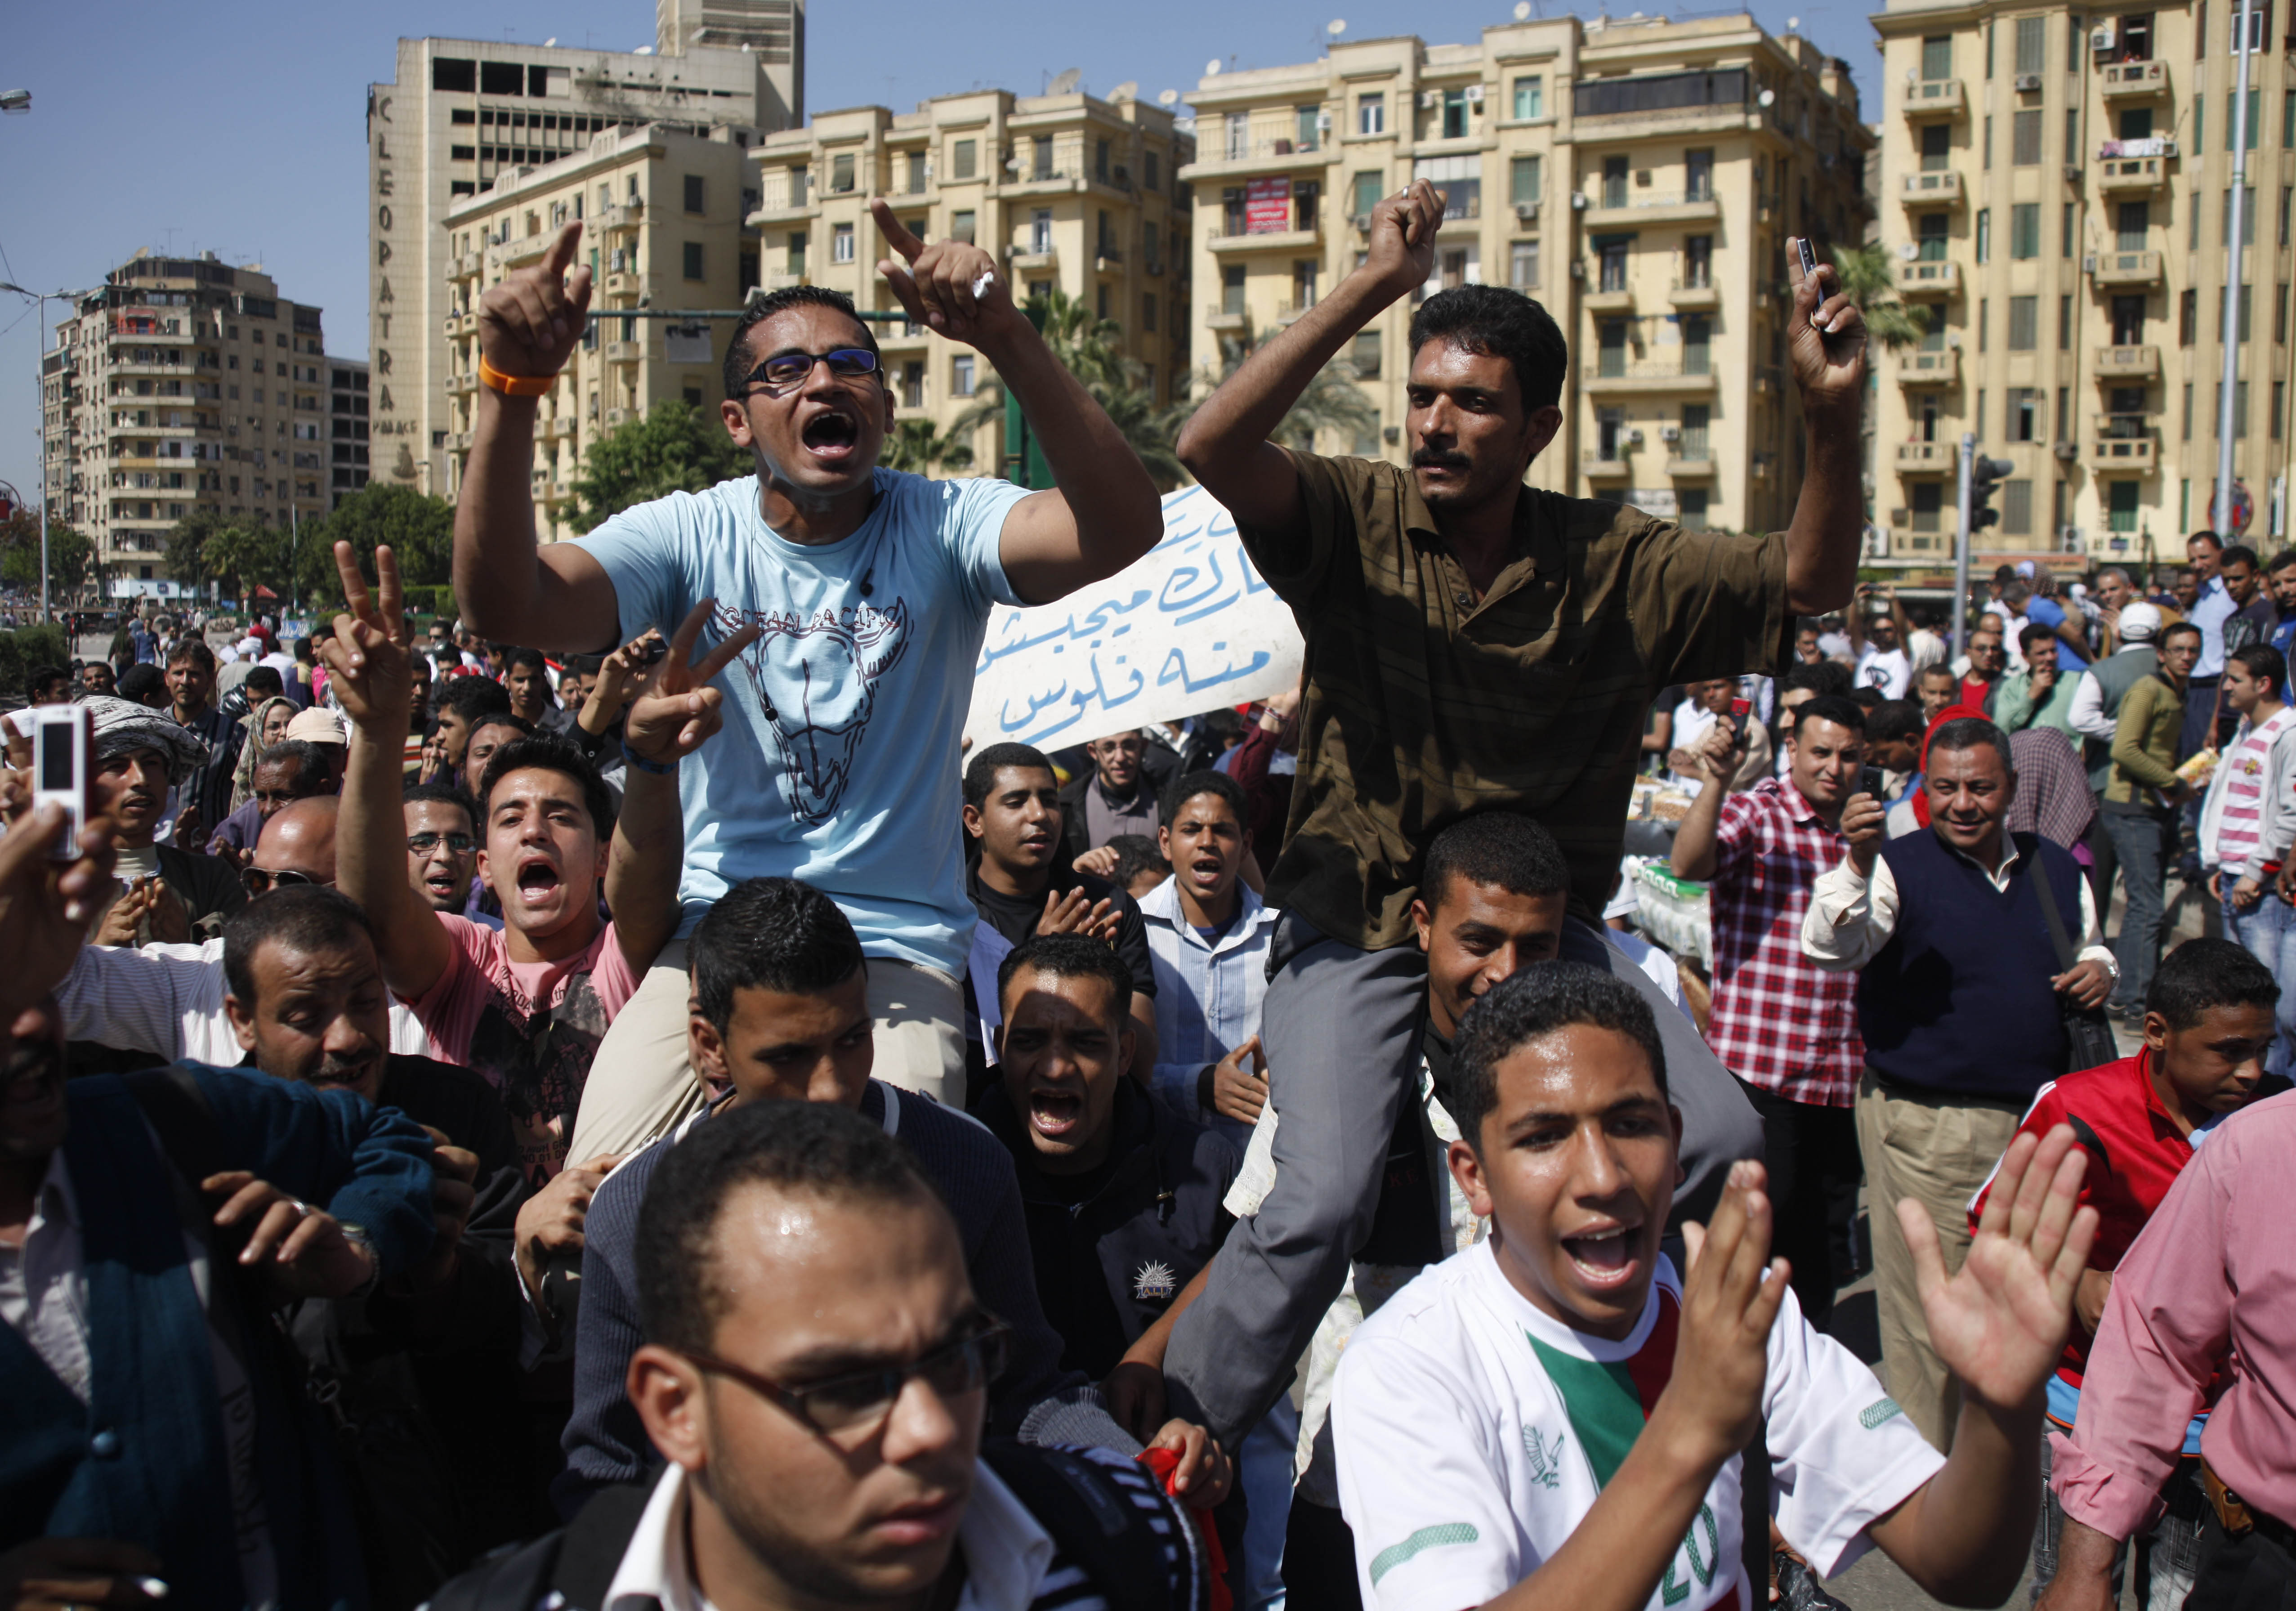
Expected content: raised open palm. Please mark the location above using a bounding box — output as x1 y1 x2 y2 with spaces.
1904 1123 2097 1410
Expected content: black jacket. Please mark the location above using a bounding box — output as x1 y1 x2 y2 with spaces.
1057 764 1172 864
978 1078 1239 1379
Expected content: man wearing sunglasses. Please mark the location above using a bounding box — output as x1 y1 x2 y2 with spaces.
434 1100 1222 1611
454 206 1167 1161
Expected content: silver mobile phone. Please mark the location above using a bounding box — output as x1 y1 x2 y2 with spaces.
28 703 92 859
1796 236 1818 281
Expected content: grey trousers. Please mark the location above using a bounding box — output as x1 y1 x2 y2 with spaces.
1162 914 1764 1446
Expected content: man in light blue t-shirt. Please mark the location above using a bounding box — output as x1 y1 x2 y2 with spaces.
452 206 1165 1151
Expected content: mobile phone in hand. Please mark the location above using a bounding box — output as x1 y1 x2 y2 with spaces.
1859 764 1888 801
1796 237 1824 329
28 704 92 859
1728 696 1753 746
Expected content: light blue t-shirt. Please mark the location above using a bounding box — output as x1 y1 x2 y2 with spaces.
2023 596 2090 671
573 469 1030 975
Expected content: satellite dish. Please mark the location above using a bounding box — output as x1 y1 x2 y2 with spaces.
544 36 558 46
1158 89 1180 106
1787 15 1800 28
1758 87 1776 106
1898 241 1919 261
1048 67 1083 95
634 45 653 55
1111 80 1139 100
1514 1 1532 16
1205 58 1224 76
1328 19 1348 36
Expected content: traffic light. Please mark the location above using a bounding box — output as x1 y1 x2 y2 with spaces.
1969 455 2013 531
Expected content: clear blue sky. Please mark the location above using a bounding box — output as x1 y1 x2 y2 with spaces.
0 0 1876 511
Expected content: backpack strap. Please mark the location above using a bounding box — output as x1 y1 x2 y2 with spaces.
980 1440 1205 1611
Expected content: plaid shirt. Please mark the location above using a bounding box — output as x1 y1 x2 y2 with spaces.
1706 777 1865 1105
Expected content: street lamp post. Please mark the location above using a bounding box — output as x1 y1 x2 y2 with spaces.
0 280 75 626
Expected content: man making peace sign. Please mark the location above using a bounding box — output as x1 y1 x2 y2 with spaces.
452 206 1166 1152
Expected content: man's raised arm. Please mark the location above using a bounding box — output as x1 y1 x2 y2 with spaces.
1174 179 1444 536
454 221 623 652
867 201 1161 604
1781 242 1870 617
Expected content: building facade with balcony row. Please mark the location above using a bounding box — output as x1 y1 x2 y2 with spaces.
40 252 328 578
745 86 1194 476
1872 0 2296 572
1179 14 1872 534
440 122 763 542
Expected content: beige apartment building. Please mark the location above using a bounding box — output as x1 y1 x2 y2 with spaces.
40 252 327 581
1872 0 2296 573
748 87 1196 470
1178 16 1872 533
369 9 800 502
442 123 761 541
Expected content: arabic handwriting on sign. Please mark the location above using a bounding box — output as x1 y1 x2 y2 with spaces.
1001 683 1068 733
1158 548 1244 626
1156 644 1273 696
974 588 1152 673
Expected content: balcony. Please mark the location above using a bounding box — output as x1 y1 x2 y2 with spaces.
2101 60 2169 98
602 340 643 364
1896 439 1956 473
602 271 638 297
448 373 478 397
1885 527 1955 557
1581 191 1723 229
1584 286 1636 314
1209 226 1320 253
1178 136 1335 181
2093 413 2159 467
494 234 552 269
450 252 485 280
595 201 645 233
1899 348 1961 385
442 313 474 338
1668 279 1720 309
1581 451 1634 481
1583 360 1718 395
1900 170 1966 206
2097 156 2169 193
1665 452 1716 477
2095 344 2160 379
533 415 573 443
1010 247 1058 272
1903 78 1968 118
1900 260 1961 296
762 271 805 292
603 407 634 428
1205 303 1248 332
2091 249 2163 286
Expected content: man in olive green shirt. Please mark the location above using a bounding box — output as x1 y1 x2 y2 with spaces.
1994 624 2084 737
2103 620 2202 1016
1156 177 1872 1471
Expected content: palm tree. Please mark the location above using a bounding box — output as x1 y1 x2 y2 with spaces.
1027 285 1131 389
1828 240 1930 352
1180 324 1380 452
1087 380 1189 489
880 417 974 476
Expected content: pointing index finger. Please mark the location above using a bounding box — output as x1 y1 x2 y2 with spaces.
545 219 585 280
871 198 924 263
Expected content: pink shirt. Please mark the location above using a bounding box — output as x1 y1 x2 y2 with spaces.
2053 1089 2296 1537
406 913 641 1184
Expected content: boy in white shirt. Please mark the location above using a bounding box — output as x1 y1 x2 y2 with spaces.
1331 962 2100 1611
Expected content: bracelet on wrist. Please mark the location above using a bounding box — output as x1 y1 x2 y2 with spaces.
621 742 674 775
478 355 558 398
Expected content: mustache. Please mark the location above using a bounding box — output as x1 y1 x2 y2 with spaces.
1411 448 1470 470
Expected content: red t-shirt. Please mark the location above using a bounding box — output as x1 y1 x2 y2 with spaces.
1960 674 1995 712
1969 1051 2198 1384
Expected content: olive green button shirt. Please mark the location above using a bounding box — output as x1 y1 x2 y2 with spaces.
1242 450 1796 946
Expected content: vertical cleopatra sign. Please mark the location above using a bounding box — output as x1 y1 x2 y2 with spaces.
367 81 410 480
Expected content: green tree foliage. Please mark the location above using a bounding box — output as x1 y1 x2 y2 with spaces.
1183 326 1378 452
881 418 975 476
1828 241 1930 352
566 401 750 534
315 484 454 595
0 510 97 601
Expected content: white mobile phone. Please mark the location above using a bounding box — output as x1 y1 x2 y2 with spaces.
28 702 92 859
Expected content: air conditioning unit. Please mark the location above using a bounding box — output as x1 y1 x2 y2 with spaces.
1626 427 1645 446
1514 200 1541 222
2083 253 2099 272
2055 440 2080 461
1351 212 1373 232
1569 259 1587 278
2064 164 2084 182
1420 90 1441 108
2015 72 2044 91
2060 524 2086 552
1464 85 1485 103
1317 112 1333 133
1660 423 1683 442
1572 192 1590 210
2090 21 2117 52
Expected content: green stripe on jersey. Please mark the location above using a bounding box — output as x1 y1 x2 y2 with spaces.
1526 1332 1647 1487
1368 1522 1481 1585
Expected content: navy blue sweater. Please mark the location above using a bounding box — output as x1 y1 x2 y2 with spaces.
557 1082 1104 1513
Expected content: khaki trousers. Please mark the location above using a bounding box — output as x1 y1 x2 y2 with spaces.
1854 1069 2024 1454
567 940 965 1164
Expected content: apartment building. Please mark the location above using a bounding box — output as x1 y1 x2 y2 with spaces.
40 251 326 580
1179 16 1872 532
328 358 371 509
1872 0 2296 573
442 123 760 542
749 86 1195 468
368 18 800 501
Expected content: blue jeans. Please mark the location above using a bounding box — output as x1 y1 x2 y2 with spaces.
2225 889 2296 1077
2104 809 2174 1012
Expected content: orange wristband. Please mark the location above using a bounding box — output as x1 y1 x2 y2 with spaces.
478 356 557 397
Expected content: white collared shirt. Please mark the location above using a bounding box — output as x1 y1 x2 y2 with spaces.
1801 835 2117 976
1136 875 1282 1139
0 1151 91 1401
607 1459 1062 1611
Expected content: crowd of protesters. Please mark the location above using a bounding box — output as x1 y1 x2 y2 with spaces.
1 188 2290 1611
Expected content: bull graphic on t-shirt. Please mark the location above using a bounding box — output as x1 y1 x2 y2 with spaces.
719 599 910 826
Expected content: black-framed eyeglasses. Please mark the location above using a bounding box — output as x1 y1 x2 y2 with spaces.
681 1317 1009 1436
406 832 477 856
243 867 335 896
740 347 880 396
